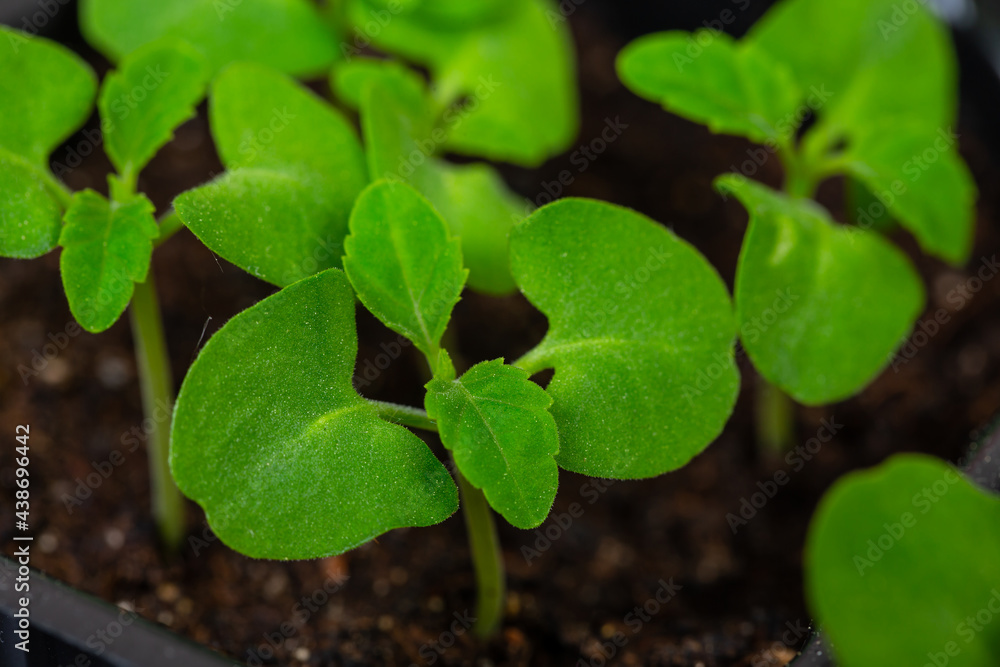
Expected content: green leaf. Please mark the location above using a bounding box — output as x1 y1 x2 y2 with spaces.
0 27 98 165
347 0 578 166
79 0 338 76
425 355 559 528
359 0 512 28
343 180 467 361
174 63 367 287
806 454 1000 666
0 149 63 259
58 189 159 333
749 0 956 134
617 31 801 146
99 39 209 179
717 176 924 405
170 268 459 560
332 57 427 111
509 198 739 479
350 68 521 293
842 124 976 265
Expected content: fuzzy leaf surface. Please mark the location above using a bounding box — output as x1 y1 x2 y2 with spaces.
170 269 459 559
426 357 559 528
343 181 466 359
80 0 337 76
718 176 924 405
0 149 63 258
99 40 209 178
58 189 158 332
509 198 739 479
174 64 367 287
807 455 1000 666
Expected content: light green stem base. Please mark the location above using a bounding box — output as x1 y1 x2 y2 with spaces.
130 275 186 550
456 470 505 637
755 377 795 454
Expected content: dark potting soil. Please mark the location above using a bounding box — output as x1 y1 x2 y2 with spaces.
3 3 1000 666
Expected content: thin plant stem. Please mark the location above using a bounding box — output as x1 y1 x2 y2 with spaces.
755 376 795 454
155 210 185 247
130 274 186 550
372 401 438 432
456 468 505 637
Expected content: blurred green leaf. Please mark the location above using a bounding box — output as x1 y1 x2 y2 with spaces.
174 64 367 287
426 355 559 528
99 40 208 179
346 0 578 166
171 268 459 559
80 0 338 76
0 27 96 258
58 189 158 332
807 454 1000 666
510 198 739 479
617 31 800 146
343 60 522 293
718 176 924 405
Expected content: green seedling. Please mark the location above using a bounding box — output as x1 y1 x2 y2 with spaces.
617 0 976 447
1 0 579 549
805 454 1000 665
169 182 740 635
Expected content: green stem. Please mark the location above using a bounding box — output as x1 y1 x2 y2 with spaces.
130 275 186 550
371 401 438 432
40 168 73 209
155 210 185 247
755 376 795 455
456 469 505 637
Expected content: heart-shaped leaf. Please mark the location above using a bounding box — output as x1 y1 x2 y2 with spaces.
58 189 159 332
718 176 924 405
170 268 459 560
509 198 740 479
617 31 801 146
99 39 209 179
807 454 1000 666
346 0 578 166
346 66 522 294
80 0 337 76
426 355 559 529
343 180 466 363
174 63 367 287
